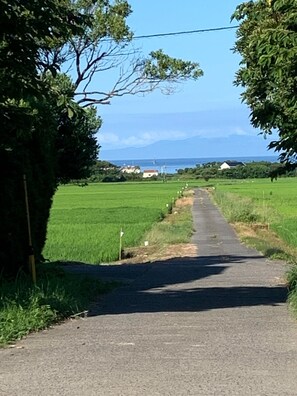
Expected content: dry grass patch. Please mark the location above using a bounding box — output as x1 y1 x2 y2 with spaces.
232 221 297 262
233 222 270 238
120 243 197 264
161 243 197 260
175 195 194 208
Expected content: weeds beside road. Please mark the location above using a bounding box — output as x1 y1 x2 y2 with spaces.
0 264 117 347
210 179 297 318
0 189 194 347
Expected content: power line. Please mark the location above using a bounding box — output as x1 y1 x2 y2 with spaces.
132 26 239 40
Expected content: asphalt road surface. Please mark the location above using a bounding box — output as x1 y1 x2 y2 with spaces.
1 189 297 395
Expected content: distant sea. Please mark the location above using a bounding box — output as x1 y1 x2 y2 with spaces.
110 156 279 174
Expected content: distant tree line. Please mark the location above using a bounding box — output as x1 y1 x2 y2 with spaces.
177 162 296 181
76 161 160 183
71 160 296 184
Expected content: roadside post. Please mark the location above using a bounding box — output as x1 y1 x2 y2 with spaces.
119 228 124 260
23 174 36 283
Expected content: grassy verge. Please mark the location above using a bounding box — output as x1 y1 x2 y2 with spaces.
143 194 194 245
211 186 297 317
0 263 117 347
122 190 196 262
212 188 296 261
287 265 297 318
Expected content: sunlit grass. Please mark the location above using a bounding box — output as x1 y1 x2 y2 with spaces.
211 177 297 317
213 178 297 249
43 181 188 263
144 197 194 246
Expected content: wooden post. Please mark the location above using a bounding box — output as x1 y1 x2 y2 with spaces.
23 174 36 283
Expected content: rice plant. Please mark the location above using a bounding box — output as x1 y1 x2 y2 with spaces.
43 181 188 263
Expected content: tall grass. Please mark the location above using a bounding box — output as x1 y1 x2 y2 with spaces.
211 178 297 318
272 219 297 248
287 264 297 319
43 181 187 263
213 190 261 223
0 265 116 346
144 199 194 245
213 178 297 245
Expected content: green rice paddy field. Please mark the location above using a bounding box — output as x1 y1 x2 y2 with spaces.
43 181 188 263
214 177 297 249
43 178 297 264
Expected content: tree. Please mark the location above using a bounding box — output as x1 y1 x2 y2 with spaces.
0 1 99 275
232 0 297 166
0 0 202 276
55 0 203 107
0 0 86 102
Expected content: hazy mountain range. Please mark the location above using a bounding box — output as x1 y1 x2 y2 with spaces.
100 134 277 161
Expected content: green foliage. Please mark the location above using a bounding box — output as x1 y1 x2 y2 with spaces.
0 98 58 274
55 105 100 183
0 0 84 101
88 0 132 42
64 1 203 106
145 50 203 82
88 160 122 182
0 3 100 276
288 264 297 288
287 264 297 318
0 264 117 346
0 0 201 276
232 0 297 166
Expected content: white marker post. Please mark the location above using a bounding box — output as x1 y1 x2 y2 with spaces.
119 228 124 260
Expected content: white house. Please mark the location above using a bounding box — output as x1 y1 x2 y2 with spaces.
120 165 141 174
143 169 159 178
219 160 244 170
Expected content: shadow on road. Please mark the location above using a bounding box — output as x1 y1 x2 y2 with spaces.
63 253 287 316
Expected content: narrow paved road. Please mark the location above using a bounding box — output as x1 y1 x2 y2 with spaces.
1 189 297 395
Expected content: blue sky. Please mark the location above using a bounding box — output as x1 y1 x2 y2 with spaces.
96 1 276 157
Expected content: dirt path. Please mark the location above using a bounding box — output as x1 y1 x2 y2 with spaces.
1 189 297 395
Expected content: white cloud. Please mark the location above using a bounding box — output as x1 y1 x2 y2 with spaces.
98 133 120 144
98 127 256 150
99 129 192 149
233 127 250 136
97 108 264 150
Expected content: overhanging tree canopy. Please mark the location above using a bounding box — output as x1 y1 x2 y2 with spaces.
0 0 203 276
232 0 297 166
0 0 98 275
53 0 203 107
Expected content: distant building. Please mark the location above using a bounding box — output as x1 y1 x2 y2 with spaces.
143 169 159 178
219 160 245 170
120 165 141 174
